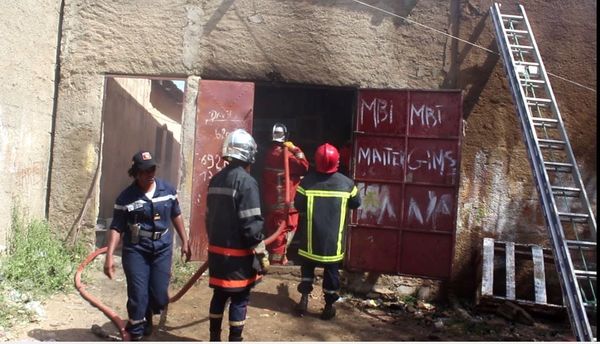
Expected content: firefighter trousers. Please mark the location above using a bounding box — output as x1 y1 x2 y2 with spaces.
297 259 341 304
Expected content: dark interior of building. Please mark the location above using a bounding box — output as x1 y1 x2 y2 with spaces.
251 82 357 264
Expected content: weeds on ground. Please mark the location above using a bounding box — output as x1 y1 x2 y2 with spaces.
1 209 87 296
170 258 201 289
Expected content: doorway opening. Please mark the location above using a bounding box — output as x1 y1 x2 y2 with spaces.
96 76 186 245
250 82 356 264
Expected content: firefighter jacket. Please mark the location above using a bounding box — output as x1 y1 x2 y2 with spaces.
261 142 309 214
294 171 361 263
205 164 265 292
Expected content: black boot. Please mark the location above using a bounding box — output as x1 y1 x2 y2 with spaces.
320 302 336 320
229 325 244 341
295 293 309 316
209 317 222 341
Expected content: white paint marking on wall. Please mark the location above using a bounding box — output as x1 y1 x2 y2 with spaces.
359 98 394 129
409 104 443 128
357 183 397 225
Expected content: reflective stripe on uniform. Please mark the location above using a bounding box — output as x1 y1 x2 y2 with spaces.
239 207 261 218
298 249 344 263
208 245 254 257
229 320 245 327
209 313 223 319
208 187 237 197
301 277 314 282
209 275 261 289
128 318 145 325
114 199 146 211
152 194 177 203
323 289 339 294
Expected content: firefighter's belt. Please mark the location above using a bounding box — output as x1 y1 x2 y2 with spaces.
139 228 169 240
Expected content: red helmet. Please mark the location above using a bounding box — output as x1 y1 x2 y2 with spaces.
314 143 340 174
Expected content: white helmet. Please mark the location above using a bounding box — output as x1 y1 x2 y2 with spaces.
222 129 257 164
272 123 288 143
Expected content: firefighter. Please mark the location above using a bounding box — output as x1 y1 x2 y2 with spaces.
104 150 191 341
205 129 268 342
293 143 361 320
261 123 309 265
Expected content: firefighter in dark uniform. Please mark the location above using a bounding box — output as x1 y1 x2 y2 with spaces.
294 143 361 320
205 129 268 342
104 150 191 340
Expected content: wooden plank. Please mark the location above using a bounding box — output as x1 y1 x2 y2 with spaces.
506 241 516 300
482 238 495 296
532 245 548 304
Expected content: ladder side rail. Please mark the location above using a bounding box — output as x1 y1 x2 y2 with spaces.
518 5 597 235
491 4 593 341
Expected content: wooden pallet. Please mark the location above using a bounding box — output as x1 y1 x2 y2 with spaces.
476 238 565 316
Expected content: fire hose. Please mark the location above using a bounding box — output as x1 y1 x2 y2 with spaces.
75 147 294 341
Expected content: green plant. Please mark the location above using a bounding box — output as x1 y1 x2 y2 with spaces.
0 209 87 297
170 259 200 289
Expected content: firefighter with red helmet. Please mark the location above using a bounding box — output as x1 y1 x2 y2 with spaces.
261 123 309 265
293 143 361 320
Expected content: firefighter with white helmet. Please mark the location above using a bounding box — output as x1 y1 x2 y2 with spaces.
205 128 268 341
293 143 361 320
261 123 309 265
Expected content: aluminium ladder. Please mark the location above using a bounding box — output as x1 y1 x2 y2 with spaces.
490 3 597 341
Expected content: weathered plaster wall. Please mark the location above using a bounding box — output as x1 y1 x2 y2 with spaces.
0 0 61 249
48 0 596 294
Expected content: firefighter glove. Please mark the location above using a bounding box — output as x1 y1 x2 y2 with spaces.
283 141 295 149
252 241 269 274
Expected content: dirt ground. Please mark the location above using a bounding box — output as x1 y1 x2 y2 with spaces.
9 255 576 342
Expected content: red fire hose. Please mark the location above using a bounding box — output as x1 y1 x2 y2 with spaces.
75 222 286 341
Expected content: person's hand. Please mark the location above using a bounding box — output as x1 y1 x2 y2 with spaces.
181 241 191 262
252 241 269 274
104 255 115 279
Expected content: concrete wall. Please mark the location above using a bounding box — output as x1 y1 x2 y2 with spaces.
44 0 596 293
0 0 61 250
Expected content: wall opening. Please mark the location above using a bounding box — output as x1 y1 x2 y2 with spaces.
250 82 357 264
97 76 186 238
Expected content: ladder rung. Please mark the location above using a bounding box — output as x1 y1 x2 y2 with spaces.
574 270 597 278
501 14 524 20
519 78 545 84
533 117 558 128
558 212 589 223
510 44 534 50
551 185 581 197
505 28 528 34
515 61 540 66
538 138 565 150
527 98 552 107
565 240 597 248
545 161 573 173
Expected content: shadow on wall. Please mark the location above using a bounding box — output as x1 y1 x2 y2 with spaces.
97 78 183 227
441 6 500 119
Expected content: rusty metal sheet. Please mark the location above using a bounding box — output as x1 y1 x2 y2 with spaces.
189 80 254 261
398 231 454 278
346 89 462 279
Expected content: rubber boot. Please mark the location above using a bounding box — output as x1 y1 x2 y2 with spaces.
229 325 244 341
295 293 309 316
320 302 336 320
209 317 222 341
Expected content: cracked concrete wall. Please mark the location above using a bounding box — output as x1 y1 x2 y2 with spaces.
0 0 61 250
45 0 595 294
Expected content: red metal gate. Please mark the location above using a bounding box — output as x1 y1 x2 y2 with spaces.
346 89 463 279
189 80 255 261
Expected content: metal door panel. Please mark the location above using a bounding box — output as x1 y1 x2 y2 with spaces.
346 89 462 279
347 227 399 272
398 231 453 278
189 80 254 261
404 138 459 185
354 136 405 182
402 184 456 232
